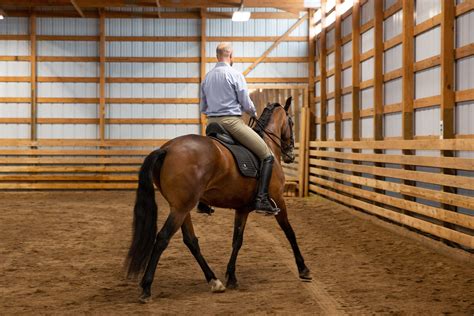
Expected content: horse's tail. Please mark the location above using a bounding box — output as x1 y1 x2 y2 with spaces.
126 148 167 278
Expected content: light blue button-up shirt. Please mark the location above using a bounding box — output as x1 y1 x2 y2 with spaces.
200 62 257 117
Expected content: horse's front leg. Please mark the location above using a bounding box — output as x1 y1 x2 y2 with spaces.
274 198 312 281
225 210 249 289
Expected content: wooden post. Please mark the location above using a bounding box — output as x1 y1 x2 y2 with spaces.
402 0 415 204
440 0 456 233
308 9 316 140
30 13 37 141
351 0 362 189
373 0 385 194
334 0 342 142
200 8 207 135
99 10 106 142
351 0 360 142
319 1 327 142
303 86 310 196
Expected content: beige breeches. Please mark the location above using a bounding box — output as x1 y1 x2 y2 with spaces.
207 116 273 160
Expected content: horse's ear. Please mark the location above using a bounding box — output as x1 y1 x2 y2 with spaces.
284 97 292 112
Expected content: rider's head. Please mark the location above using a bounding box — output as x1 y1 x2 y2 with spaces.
216 42 233 66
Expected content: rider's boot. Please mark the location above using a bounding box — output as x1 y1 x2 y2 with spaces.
197 201 214 215
255 156 280 216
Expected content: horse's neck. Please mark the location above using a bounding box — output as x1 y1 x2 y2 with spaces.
263 119 282 162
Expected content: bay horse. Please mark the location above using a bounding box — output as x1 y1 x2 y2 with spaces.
126 97 311 303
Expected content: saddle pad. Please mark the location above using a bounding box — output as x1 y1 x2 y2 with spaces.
210 136 260 178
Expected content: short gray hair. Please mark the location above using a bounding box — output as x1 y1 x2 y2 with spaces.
216 42 233 58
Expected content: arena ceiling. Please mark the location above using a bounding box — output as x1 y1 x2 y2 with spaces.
0 0 313 17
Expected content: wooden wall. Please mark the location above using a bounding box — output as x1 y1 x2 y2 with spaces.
0 9 308 190
308 0 474 249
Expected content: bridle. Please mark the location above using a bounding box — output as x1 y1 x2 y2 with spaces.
249 103 295 162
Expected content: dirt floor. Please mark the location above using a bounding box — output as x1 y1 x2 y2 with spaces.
0 191 473 315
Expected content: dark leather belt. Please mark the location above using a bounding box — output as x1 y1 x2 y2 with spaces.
208 115 242 118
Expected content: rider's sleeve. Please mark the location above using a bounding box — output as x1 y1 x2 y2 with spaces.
235 73 257 117
200 81 208 114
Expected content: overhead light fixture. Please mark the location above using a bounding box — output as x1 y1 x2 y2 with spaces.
0 9 6 20
232 1 251 22
304 0 321 8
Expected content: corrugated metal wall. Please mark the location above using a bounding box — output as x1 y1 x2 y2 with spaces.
0 10 308 140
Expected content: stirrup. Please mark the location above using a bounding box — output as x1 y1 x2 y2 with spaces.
255 198 280 216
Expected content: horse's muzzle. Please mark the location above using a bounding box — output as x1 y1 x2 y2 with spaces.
283 151 296 164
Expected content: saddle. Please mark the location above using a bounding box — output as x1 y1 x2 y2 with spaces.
206 123 260 178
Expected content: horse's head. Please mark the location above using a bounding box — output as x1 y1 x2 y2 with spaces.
279 97 296 164
254 97 296 164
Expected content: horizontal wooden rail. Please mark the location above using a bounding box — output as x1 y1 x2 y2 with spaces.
310 157 474 190
311 184 473 248
309 150 473 170
309 167 474 210
310 139 474 151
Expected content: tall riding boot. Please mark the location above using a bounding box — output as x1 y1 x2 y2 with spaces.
255 156 280 215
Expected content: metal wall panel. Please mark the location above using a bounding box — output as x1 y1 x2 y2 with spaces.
327 52 335 70
0 17 29 34
342 67 352 88
361 58 374 81
0 40 30 55
361 28 374 53
207 18 307 37
456 56 474 91
360 87 373 109
315 102 321 117
415 66 440 98
37 18 99 35
37 41 98 56
415 26 440 62
342 41 352 62
384 0 398 9
360 116 373 138
326 75 335 93
384 44 402 73
384 10 403 41
383 112 402 137
415 106 440 136
0 124 30 138
342 93 352 112
342 119 352 139
361 0 374 25
206 41 307 57
0 82 30 97
456 10 474 47
327 98 335 116
327 122 335 140
326 28 335 48
415 0 441 25
315 81 321 97
455 101 474 135
384 78 402 105
342 14 352 37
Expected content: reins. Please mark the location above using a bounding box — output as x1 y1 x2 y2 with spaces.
249 104 294 161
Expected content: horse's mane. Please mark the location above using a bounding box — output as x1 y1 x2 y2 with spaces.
252 103 280 138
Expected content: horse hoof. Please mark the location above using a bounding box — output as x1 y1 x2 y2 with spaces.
138 293 152 304
209 279 226 293
226 280 239 290
299 268 312 282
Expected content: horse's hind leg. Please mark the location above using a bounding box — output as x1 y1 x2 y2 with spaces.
225 210 249 289
140 210 187 303
181 214 225 293
274 198 312 281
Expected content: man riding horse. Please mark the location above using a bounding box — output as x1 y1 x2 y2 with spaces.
200 42 279 215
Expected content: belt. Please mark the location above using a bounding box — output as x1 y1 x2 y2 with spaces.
208 115 241 118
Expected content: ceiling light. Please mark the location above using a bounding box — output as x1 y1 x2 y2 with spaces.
0 9 5 20
304 0 321 8
232 0 251 22
232 10 251 22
